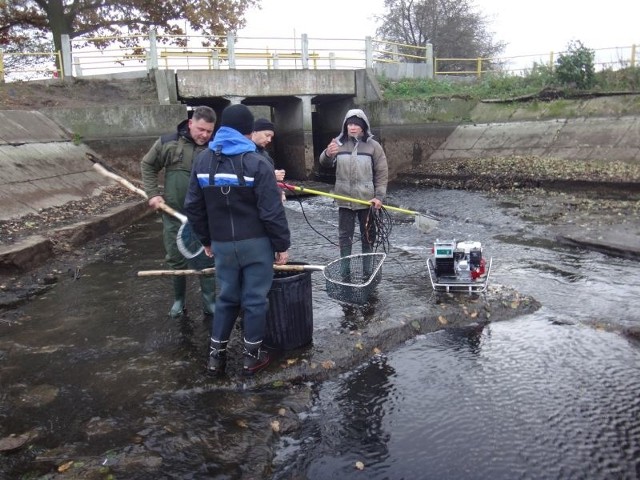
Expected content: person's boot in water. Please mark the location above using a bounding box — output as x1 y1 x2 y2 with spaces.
207 338 227 376
242 339 270 376
169 276 187 318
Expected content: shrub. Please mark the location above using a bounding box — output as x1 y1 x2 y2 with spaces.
554 40 596 89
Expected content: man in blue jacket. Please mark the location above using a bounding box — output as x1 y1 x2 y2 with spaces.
184 104 291 376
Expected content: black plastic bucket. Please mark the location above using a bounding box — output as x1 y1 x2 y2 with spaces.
264 264 314 351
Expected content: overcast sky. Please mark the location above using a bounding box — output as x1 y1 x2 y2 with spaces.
238 0 640 65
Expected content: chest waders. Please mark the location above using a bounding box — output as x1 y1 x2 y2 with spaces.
164 139 216 318
205 152 271 377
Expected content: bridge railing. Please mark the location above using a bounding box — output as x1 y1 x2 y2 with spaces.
1 32 638 82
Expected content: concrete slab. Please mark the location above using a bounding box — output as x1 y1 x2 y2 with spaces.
0 188 39 219
0 110 69 144
615 117 640 147
438 124 486 150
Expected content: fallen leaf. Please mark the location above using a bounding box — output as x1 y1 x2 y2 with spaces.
372 347 381 355
270 420 280 432
236 419 248 428
286 358 298 366
438 315 448 325
278 408 287 416
355 461 365 470
354 341 364 350
321 360 335 369
58 461 74 472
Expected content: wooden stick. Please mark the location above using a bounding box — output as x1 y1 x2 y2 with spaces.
137 268 215 277
137 264 325 277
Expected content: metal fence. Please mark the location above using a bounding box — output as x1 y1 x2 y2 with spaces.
1 32 638 82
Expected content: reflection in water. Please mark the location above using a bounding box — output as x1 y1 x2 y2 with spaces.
273 355 396 479
274 318 640 480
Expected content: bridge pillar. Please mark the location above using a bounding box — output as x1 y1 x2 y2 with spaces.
271 95 314 180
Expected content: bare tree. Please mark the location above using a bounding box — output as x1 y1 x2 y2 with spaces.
375 0 505 71
1 0 261 73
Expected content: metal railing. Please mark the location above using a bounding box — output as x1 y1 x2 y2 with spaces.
1 32 638 82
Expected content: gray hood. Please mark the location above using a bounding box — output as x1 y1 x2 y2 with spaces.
335 108 373 145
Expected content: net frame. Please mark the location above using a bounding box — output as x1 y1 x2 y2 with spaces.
176 222 205 259
323 252 386 305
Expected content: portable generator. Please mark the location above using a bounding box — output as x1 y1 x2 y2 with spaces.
428 239 492 293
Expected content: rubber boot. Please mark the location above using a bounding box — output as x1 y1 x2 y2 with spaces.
242 339 270 376
169 276 187 318
207 338 227 376
199 275 216 317
339 245 352 282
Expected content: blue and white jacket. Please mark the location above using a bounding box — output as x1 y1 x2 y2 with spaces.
184 126 291 253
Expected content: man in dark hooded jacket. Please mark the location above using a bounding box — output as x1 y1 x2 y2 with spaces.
141 106 217 318
184 104 291 376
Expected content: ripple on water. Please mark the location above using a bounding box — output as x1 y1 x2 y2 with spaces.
277 315 640 479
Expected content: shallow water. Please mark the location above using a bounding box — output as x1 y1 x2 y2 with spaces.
1 187 638 479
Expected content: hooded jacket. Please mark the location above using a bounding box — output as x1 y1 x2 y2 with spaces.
318 108 388 209
183 126 290 253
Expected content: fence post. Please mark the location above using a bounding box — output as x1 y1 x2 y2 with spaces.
365 36 373 69
391 44 399 62
73 57 83 77
211 50 220 69
0 49 4 83
425 43 434 79
148 29 158 71
301 34 309 69
227 33 236 69
329 52 336 69
61 34 73 78
631 44 636 68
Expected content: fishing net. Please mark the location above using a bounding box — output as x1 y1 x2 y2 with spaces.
323 253 386 305
176 222 205 259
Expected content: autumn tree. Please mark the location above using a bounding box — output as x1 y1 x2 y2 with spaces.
1 0 260 71
375 0 505 72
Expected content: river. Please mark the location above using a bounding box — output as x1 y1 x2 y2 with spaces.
0 187 638 479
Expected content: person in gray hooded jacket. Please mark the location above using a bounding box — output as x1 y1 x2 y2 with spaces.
319 108 389 265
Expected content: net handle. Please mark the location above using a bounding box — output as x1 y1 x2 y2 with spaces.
278 182 438 233
90 153 200 257
137 264 326 276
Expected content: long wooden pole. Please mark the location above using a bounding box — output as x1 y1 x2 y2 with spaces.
137 264 325 277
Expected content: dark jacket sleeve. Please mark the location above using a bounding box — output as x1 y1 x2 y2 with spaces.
254 159 291 252
183 152 211 247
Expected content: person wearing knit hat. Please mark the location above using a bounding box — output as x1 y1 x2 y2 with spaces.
252 118 286 196
184 104 291 377
219 103 255 134
344 115 367 133
318 108 388 278
253 117 275 133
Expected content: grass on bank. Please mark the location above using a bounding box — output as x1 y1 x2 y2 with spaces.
378 64 640 101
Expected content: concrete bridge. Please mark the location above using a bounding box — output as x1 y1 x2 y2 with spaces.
154 68 383 179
